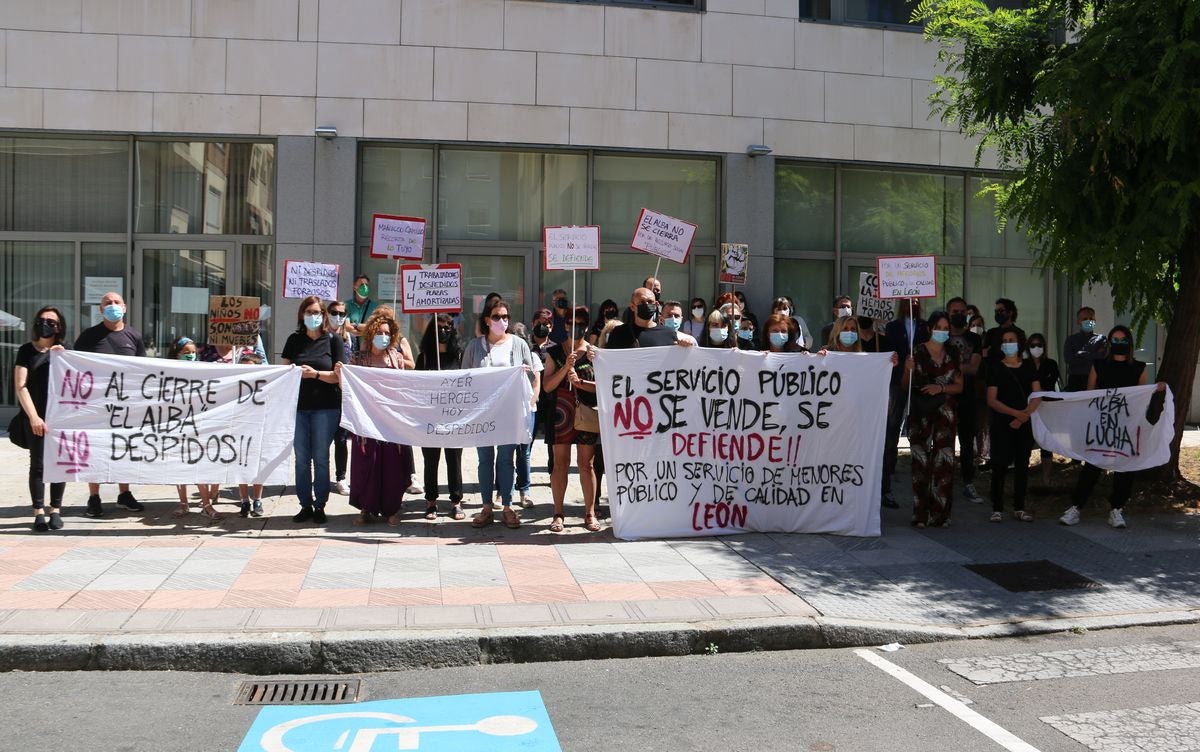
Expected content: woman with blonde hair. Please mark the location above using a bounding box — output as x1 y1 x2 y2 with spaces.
827 316 863 353
344 306 415 525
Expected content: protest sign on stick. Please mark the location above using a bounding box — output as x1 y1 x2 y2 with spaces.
370 214 426 260
630 208 697 265
876 256 938 299
544 226 600 271
44 351 299 484
720 243 749 285
857 272 895 324
283 260 340 300
400 264 463 314
208 296 260 346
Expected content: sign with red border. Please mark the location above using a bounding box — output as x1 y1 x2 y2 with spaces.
629 208 696 264
370 214 426 260
399 264 463 314
876 255 938 299
543 226 600 271
719 243 749 285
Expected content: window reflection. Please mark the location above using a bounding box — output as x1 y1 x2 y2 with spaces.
136 142 275 235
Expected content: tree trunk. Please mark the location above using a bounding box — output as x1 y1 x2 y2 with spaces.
1151 230 1200 483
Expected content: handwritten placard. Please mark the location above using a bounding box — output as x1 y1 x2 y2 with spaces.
857 272 896 323
400 264 463 313
876 255 938 299
283 260 340 300
208 296 261 346
630 208 697 264
720 243 749 285
370 214 426 260
544 226 600 271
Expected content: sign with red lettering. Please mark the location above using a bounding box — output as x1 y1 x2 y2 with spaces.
593 347 891 540
544 226 600 270
630 208 697 264
208 296 260 346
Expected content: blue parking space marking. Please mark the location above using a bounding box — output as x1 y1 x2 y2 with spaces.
239 690 562 752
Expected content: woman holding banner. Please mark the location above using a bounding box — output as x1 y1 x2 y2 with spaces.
460 298 540 529
1059 326 1165 529
703 310 736 349
346 307 415 526
542 306 601 533
902 311 964 528
13 306 68 531
416 314 466 521
763 313 804 353
282 296 346 525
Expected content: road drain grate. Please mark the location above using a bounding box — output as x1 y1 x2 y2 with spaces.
235 679 361 706
964 559 1102 593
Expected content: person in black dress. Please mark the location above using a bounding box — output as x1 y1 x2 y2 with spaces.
985 330 1042 521
13 306 67 531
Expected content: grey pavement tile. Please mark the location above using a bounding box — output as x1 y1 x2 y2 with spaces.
559 601 637 623
331 607 403 628
554 542 619 557
35 560 115 576
631 599 712 621
123 547 195 561
60 547 133 561
628 564 709 583
249 608 326 629
374 557 439 572
438 570 508 588
170 608 254 630
173 559 248 575
411 605 480 627
763 592 820 616
69 610 135 631
306 558 376 574
83 573 169 591
13 573 99 591
375 545 441 559
702 596 782 617
371 572 440 589
620 550 691 568
121 609 178 631
105 560 183 576
159 573 241 590
314 545 379 559
437 545 502 559
0 609 84 631
567 566 644 585
485 603 558 626
301 573 373 589
186 547 256 560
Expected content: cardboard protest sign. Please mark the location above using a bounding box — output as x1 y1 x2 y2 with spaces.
44 351 300 484
399 264 463 313
339 365 533 449
720 243 749 285
593 348 892 540
370 214 426 260
544 226 600 270
857 272 895 324
208 296 260 346
876 255 937 299
1031 385 1174 471
630 208 697 264
283 260 340 300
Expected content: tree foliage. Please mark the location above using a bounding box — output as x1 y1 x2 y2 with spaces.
916 0 1200 479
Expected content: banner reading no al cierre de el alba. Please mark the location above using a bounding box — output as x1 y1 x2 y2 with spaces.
593 347 893 540
44 350 300 484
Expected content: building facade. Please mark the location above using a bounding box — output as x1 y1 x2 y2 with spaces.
0 0 1185 416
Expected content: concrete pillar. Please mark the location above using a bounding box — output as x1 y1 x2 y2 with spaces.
722 152 775 323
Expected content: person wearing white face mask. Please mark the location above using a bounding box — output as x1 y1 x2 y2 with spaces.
771 296 814 350
1026 332 1061 484
327 301 353 496
683 297 708 339
985 330 1042 522
703 310 737 349
820 295 853 345
73 291 146 518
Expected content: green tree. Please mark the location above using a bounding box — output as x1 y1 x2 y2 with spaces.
917 0 1200 486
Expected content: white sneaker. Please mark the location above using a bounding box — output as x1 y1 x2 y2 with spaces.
1108 508 1127 528
964 483 984 504
332 480 349 495
1059 505 1081 526
405 484 424 495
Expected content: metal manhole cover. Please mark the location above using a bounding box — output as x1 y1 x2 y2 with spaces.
964 559 1102 593
235 679 361 705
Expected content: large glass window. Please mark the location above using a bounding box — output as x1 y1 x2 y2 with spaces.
968 177 1033 259
0 138 128 233
359 146 435 235
1 241 76 404
774 259 835 338
593 155 718 246
588 252 692 316
775 164 835 252
842 168 963 255
80 242 127 332
439 151 586 242
136 142 275 235
969 266 1047 347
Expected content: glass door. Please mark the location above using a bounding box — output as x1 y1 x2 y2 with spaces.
442 247 531 341
134 242 233 357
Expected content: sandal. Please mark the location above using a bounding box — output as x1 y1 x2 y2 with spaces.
1013 510 1034 522
520 494 533 509
472 506 494 528
502 506 521 529
583 514 601 532
990 511 1003 523
450 503 466 521
549 515 565 533
424 504 438 521
200 503 223 521
172 502 189 519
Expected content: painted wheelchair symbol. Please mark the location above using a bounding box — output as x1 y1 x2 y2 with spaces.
260 710 538 751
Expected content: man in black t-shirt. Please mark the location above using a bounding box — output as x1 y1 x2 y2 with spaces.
982 297 1026 364
946 297 984 502
73 291 146 517
604 288 694 349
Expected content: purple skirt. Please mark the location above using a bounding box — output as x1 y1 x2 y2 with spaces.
349 435 414 517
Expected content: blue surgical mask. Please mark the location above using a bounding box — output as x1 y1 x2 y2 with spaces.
304 313 324 331
372 334 391 350
708 327 728 344
1081 319 1096 333
102 304 124 323
769 332 789 348
737 328 754 341
330 314 345 327
931 330 951 344
839 331 859 346
662 316 681 331
1001 342 1020 357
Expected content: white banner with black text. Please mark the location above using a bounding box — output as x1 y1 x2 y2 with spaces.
1030 385 1174 471
594 348 892 540
44 350 300 484
339 364 533 448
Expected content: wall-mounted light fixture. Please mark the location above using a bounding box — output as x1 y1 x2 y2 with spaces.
745 144 773 157
315 126 338 140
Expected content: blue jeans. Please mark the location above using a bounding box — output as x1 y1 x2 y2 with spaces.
294 408 340 509
515 410 536 494
477 444 517 507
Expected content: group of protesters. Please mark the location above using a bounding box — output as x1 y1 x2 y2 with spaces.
12 275 1163 534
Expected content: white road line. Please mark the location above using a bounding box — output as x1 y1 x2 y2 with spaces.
854 649 1042 752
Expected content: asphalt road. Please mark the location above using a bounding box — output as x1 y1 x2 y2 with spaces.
5 623 1200 751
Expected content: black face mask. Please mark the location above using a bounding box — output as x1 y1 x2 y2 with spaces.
857 316 874 332
603 309 617 321
554 298 569 310
532 323 550 338
636 301 658 322
437 328 452 339
653 290 662 302
950 313 967 330
1110 341 1131 356
34 319 58 339
572 325 587 340
994 311 1010 325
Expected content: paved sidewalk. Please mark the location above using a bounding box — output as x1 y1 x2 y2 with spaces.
0 430 1198 672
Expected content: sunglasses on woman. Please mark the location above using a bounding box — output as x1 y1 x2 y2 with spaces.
490 314 509 322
